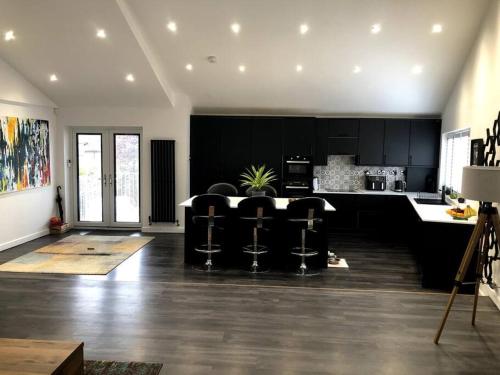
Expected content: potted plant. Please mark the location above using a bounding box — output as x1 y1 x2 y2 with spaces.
240 164 277 196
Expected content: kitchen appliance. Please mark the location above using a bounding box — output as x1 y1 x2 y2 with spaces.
393 180 407 192
365 174 386 191
283 155 313 197
312 177 319 191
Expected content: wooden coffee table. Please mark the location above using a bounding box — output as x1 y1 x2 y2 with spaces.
0 338 84 374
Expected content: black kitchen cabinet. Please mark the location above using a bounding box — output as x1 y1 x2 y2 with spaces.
409 119 441 167
218 117 253 194
251 118 283 192
329 119 359 137
357 119 385 165
283 117 315 156
190 116 224 194
314 119 329 165
384 119 410 166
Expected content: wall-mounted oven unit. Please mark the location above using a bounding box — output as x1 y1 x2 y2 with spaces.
282 155 313 197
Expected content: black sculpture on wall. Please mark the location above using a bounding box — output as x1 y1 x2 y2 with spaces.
482 111 500 288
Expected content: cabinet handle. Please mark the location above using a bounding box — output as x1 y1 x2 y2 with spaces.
103 174 107 187
383 154 387 164
409 155 413 165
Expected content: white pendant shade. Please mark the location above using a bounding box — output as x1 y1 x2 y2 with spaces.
461 166 500 203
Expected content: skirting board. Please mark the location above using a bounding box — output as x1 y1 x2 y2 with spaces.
480 284 500 311
142 225 185 234
0 229 50 252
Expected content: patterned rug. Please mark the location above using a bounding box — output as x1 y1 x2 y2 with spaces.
0 235 154 275
84 360 162 375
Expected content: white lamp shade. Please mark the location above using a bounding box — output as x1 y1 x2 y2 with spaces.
461 166 500 203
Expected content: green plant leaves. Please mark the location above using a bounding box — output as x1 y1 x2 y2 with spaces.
239 164 277 189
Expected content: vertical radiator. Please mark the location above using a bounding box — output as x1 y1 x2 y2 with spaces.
150 140 176 223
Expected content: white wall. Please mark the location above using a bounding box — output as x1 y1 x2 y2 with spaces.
442 0 500 308
56 94 192 231
0 58 58 251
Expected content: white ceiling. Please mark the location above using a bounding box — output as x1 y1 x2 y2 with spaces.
0 0 492 114
0 0 168 107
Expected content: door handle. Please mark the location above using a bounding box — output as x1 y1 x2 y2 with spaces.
109 174 113 186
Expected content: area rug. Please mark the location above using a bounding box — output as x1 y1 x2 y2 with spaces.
0 235 154 275
84 360 162 375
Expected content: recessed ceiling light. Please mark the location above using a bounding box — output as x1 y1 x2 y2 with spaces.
185 63 193 71
411 65 423 75
238 65 246 73
371 23 382 34
299 24 309 35
432 24 443 33
296 64 303 72
49 74 58 82
4 30 15 41
125 73 135 82
96 29 107 39
231 23 241 34
353 65 362 74
167 21 177 33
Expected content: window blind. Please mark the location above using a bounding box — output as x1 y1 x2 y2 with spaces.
443 129 470 192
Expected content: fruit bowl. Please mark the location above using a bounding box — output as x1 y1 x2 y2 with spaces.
446 206 477 220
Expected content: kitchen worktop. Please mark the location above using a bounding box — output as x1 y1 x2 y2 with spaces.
313 189 477 225
180 196 336 211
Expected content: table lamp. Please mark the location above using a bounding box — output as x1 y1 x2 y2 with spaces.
435 166 500 344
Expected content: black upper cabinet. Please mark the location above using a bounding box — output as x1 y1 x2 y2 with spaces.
282 117 315 156
357 119 385 165
384 119 410 166
314 119 329 165
409 119 441 167
328 119 359 156
329 119 359 137
251 118 284 190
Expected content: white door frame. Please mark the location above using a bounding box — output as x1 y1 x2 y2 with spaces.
71 127 142 229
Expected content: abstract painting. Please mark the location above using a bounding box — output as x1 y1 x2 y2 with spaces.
0 116 50 194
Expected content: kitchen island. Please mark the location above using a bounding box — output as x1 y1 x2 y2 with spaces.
180 197 335 270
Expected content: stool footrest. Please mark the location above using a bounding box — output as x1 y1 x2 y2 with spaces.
242 244 268 255
291 250 318 257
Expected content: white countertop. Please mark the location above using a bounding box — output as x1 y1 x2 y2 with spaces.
180 196 336 211
313 189 477 225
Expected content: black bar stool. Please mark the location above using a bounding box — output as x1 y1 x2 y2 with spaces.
286 197 325 275
237 196 276 273
191 194 230 271
207 182 238 196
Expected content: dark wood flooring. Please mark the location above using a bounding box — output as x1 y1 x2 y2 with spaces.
1 231 499 374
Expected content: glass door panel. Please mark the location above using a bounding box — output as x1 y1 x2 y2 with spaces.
113 134 140 223
77 134 103 222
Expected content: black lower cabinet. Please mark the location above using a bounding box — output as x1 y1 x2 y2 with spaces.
317 193 474 292
412 222 475 293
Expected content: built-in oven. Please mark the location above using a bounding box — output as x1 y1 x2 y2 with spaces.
283 155 312 180
282 155 313 197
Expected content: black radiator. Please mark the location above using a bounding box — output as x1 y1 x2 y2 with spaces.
150 140 176 223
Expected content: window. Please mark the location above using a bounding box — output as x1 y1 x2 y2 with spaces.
442 129 470 192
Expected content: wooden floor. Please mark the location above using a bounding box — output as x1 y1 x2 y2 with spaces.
1 230 500 374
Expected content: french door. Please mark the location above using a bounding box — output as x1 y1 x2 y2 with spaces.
73 128 141 228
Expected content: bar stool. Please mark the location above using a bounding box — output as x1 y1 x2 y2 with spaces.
237 196 276 273
207 182 238 196
286 197 325 276
191 194 230 271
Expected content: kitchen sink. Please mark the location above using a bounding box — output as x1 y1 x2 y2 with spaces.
414 198 449 206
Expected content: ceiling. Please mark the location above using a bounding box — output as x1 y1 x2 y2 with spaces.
0 0 492 114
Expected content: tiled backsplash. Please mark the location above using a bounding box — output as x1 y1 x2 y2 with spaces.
313 155 406 191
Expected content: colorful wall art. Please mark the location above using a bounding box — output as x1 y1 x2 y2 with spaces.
0 117 50 194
